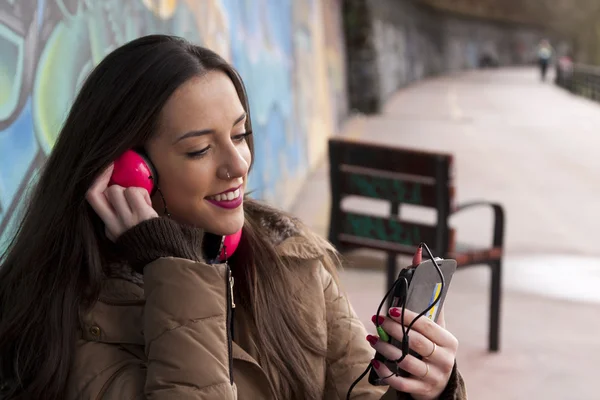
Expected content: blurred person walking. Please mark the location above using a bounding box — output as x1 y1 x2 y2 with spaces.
537 39 554 81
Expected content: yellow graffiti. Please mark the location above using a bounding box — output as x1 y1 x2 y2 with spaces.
142 0 231 60
141 0 178 19
182 0 231 60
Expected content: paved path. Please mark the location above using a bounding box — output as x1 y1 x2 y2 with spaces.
291 67 600 399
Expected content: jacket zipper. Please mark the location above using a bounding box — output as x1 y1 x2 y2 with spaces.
226 263 235 385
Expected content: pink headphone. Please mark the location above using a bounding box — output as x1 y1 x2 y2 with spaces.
109 149 242 261
109 149 157 195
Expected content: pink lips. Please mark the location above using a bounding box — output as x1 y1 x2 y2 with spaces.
206 186 243 210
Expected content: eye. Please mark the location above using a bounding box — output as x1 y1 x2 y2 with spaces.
186 146 210 158
232 131 252 143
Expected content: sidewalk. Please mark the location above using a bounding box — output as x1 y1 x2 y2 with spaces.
290 67 600 399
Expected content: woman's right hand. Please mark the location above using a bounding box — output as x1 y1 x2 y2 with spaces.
86 163 159 242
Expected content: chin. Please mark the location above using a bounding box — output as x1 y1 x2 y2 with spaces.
205 212 245 236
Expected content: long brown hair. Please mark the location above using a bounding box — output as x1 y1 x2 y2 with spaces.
0 34 336 399
237 200 341 400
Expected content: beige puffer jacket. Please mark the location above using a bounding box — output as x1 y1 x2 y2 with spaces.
66 201 466 399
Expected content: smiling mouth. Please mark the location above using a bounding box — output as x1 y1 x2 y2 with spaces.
206 187 242 202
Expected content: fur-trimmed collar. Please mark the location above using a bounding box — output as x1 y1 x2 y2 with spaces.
244 199 332 259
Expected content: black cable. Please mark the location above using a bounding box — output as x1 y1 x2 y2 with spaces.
405 243 445 334
345 363 374 400
345 242 445 399
156 186 170 217
346 280 400 400
390 243 444 374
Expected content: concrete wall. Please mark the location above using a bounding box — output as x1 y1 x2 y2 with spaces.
0 0 347 246
345 0 553 113
574 18 600 65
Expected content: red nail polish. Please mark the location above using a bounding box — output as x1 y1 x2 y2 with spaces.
371 359 381 369
412 245 422 266
389 308 401 318
371 315 385 325
366 334 378 346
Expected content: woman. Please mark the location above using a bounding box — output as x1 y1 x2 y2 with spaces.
0 35 465 399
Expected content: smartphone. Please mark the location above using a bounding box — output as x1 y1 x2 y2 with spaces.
368 257 457 385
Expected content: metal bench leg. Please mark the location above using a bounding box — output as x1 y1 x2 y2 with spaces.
489 259 502 352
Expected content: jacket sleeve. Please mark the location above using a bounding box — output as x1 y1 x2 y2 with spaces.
319 263 389 399
426 362 467 400
106 218 237 399
320 265 467 400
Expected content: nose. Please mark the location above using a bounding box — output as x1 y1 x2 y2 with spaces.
217 142 249 181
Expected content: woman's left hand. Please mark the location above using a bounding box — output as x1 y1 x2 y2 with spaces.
367 307 459 400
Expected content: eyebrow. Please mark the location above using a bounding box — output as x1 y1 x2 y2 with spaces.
173 112 247 144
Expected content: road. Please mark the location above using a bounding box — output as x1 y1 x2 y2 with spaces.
291 67 600 399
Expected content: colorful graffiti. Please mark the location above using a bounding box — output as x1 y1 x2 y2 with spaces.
0 0 347 248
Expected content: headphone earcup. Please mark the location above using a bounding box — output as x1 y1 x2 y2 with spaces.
109 149 157 195
220 228 242 261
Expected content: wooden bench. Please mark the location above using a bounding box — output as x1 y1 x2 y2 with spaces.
327 137 505 352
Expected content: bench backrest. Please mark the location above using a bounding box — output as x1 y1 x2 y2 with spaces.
328 137 455 256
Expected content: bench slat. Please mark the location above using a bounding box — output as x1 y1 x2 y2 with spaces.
339 169 454 207
336 212 437 251
329 137 453 179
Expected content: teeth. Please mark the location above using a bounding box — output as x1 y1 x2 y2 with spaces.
210 188 241 202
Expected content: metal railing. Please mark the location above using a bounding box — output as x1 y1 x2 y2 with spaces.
556 62 600 102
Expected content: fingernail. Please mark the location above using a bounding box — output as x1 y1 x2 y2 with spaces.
371 315 385 325
389 307 401 318
412 245 422 266
366 334 379 346
371 359 381 369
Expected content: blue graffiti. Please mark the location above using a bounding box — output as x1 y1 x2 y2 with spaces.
223 0 306 200
0 0 312 248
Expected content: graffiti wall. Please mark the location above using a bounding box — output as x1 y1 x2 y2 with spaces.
0 0 347 247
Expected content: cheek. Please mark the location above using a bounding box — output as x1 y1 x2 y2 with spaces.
184 164 213 195
163 158 211 197
241 144 252 170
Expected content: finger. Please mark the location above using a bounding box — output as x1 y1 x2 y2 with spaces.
105 227 116 242
87 189 118 228
124 187 157 220
371 359 428 396
142 188 153 207
376 315 438 359
87 163 114 196
388 308 457 349
86 166 119 227
436 306 446 329
104 185 133 222
368 336 432 380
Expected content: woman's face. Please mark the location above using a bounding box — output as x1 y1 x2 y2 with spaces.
146 70 251 235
